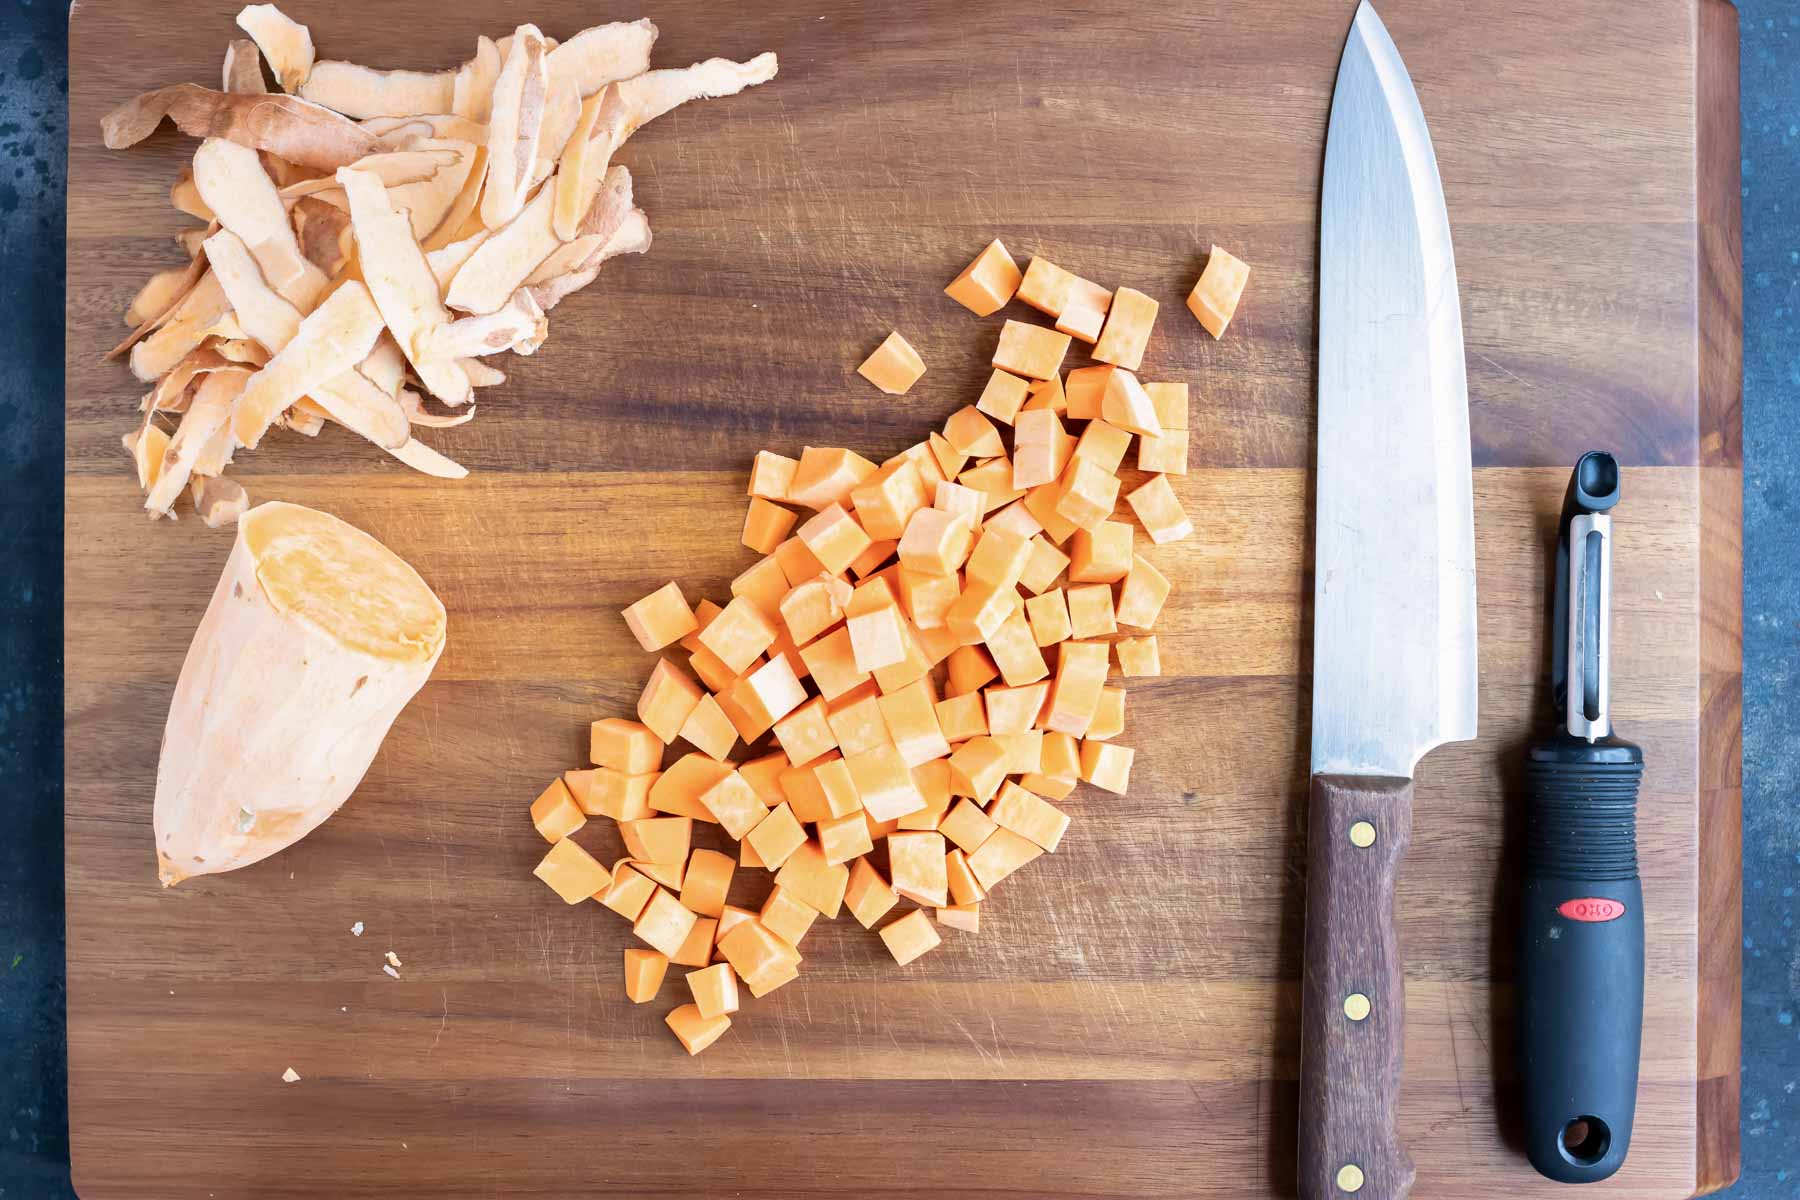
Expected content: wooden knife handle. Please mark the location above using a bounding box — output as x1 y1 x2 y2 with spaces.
1298 774 1416 1200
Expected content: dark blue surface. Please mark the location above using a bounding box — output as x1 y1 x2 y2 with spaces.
1 3 1794 1195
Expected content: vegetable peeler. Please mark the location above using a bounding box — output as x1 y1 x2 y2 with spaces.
1518 450 1645 1183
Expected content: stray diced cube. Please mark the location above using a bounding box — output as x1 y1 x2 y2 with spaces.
993 319 1071 381
624 948 668 1003
686 962 740 1019
665 1003 732 1055
1079 739 1136 794
530 777 586 843
857 331 927 394
533 837 609 905
845 857 899 928
944 239 1022 316
879 909 943 966
1115 634 1162 677
623 581 699 652
1091 286 1158 371
1187 245 1251 338
633 888 700 959
937 904 981 932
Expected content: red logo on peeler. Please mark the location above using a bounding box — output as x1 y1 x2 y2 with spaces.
1557 897 1627 923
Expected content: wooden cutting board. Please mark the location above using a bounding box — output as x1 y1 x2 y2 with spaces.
62 0 1743 1195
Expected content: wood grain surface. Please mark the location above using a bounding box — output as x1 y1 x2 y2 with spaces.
63 0 1740 1196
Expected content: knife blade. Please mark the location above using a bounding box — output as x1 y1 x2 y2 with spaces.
1300 3 1477 1198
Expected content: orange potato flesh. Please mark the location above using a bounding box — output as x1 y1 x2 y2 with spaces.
938 903 981 932
566 766 656 820
788 446 878 510
530 776 586 842
665 1002 732 1055
1086 685 1127 741
989 781 1071 852
1116 553 1173 629
1071 418 1132 475
1091 286 1158 372
975 368 1031 425
826 690 888 758
1079 739 1135 794
1100 367 1163 437
749 449 798 501
637 657 704 743
856 330 926 395
697 770 770 840
772 839 850 917
879 908 942 965
957 457 1026 514
633 887 699 958
796 503 874 576
1053 457 1121 532
679 848 736 917
985 682 1049 736
678 693 739 760
877 678 951 767
1137 427 1190 476
897 507 974 577
934 691 989 743
760 884 821 946
847 604 908 673
1066 583 1118 640
946 643 1000 696
698 595 779 676
887 831 949 907
943 405 1005 458
742 496 799 555
622 580 699 652
1143 381 1189 431
992 319 1071 381
1063 365 1112 420
928 431 969 480
947 736 1008 803
743 801 807 870
943 238 1022 317
1055 300 1105 344
1045 639 1110 737
798 627 870 701
672 915 720 968
1187 245 1251 338
649 752 732 822
939 798 998 855
731 555 791 622
845 857 899 928
1025 587 1073 647
1023 373 1066 414
686 962 740 1019
964 827 1044 891
600 862 657 920
1126 473 1195 544
845 744 927 822
1115 634 1162 677
624 948 668 1003
590 717 665 774
621 816 693 865
898 566 961 630
946 848 987 905
850 459 929 541
773 535 829 586
772 695 838 767
533 836 610 904
818 809 875 865
1018 536 1071 595
985 607 1049 687
932 480 985 531
965 527 1033 593
1023 480 1081 545
899 758 954 830
1012 408 1072 490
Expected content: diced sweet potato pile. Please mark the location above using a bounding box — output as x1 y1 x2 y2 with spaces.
530 235 1245 1054
102 5 776 525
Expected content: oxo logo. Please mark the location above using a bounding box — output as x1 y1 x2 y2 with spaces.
1557 897 1627 923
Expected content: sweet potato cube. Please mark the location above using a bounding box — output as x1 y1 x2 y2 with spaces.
929 431 969 481
1072 418 1133 475
900 759 955 830
898 566 961 630
898 507 973 577
781 575 850 647
944 582 1012 649
530 777 586 843
986 608 1050 687
744 801 807 870
1018 537 1071 595
679 849 736 918
760 885 821 946
1101 367 1163 437
687 962 740 1019
1127 473 1195 544
985 683 1050 736
1039 732 1082 782
940 798 998 854
1144 381 1189 430
638 658 705 744
935 691 988 742
944 405 1005 458
1115 634 1162 677
1116 554 1173 628
1067 583 1118 639
714 677 775 744
958 457 1026 513
623 581 699 653
697 770 770 840
845 744 927 821
773 839 850 917
1023 481 1081 545
649 753 732 822
1016 257 1109 318
773 535 829 587
873 624 935 696
848 458 928 541
887 831 949 906
745 962 802 998
633 888 699 958
847 604 908 673
976 368 1031 425
845 857 899 928
1054 458 1122 532
1187 245 1251 338
600 862 658 920
1080 739 1135 794
944 238 1022 316
990 781 1071 852
624 948 668 1003
1087 685 1127 741
946 643 1001 696
773 695 837 766
590 718 665 775
965 527 1033 592
946 847 988 905
673 915 719 968
749 450 798 502
1023 372 1067 414
877 678 951 767
731 555 791 623
815 745 870 808
863 808 903 842
632 858 688 891
879 909 943 965
858 330 927 395
1025 588 1073 647
679 694 739 761
741 653 806 726
847 575 899 617
994 729 1044 774
622 816 693 866
1137 427 1191 476
742 497 799 555
938 904 981 932
986 497 1047 543
1021 772 1078 800
933 480 986 532
533 837 609 905
740 751 789 805
799 627 869 701
566 767 656 821
1012 407 1073 490
1092 286 1158 371
665 1003 731 1055
778 756 836 823
696 597 776 677
851 538 898 580
717 917 802 981
1046 639 1111 736
796 503 875 577
1063 365 1113 420
965 827 1045 891
992 319 1071 381
715 904 757 950
739 838 766 869
789 447 879 511
819 809 875 865
948 736 1009 802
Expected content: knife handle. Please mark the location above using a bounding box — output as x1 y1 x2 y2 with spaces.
1299 774 1415 1200
1518 738 1644 1183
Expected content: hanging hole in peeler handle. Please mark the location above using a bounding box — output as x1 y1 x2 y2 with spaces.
1559 1115 1612 1167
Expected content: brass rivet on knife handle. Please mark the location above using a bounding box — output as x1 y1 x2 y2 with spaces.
1299 774 1416 1200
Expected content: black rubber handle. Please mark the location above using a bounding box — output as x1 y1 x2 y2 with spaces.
1518 737 1645 1183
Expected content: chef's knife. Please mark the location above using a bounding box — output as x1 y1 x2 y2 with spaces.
1300 4 1477 1198
1519 450 1644 1183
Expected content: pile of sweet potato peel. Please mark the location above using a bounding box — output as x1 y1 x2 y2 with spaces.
104 4 777 524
